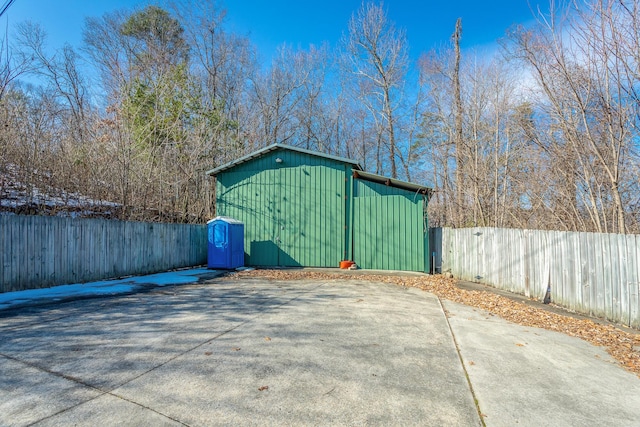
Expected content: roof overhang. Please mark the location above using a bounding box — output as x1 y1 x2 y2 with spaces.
206 143 362 176
352 169 432 197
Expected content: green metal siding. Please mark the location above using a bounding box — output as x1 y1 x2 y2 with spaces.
214 147 430 272
352 179 428 272
356 180 423 198
216 148 347 267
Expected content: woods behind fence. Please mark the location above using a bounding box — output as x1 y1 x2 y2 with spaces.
438 227 640 329
1 215 207 293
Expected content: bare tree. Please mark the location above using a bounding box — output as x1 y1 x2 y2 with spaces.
0 24 31 101
506 0 638 233
174 0 257 160
343 1 408 178
250 45 311 146
452 18 465 226
16 22 92 145
419 35 539 229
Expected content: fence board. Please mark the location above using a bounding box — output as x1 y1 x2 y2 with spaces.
548 231 562 301
578 232 590 315
603 234 613 321
613 234 624 323
0 215 207 293
436 226 640 329
626 235 638 327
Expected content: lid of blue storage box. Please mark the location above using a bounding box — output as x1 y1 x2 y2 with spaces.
207 216 244 224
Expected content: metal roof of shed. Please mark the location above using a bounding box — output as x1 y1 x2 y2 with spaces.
206 143 362 176
205 143 431 197
353 170 432 196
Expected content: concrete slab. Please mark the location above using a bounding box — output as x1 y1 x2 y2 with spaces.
4 274 638 426
0 356 102 426
0 277 481 426
443 300 640 427
111 280 479 426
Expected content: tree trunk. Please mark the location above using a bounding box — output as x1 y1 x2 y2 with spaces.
452 18 464 226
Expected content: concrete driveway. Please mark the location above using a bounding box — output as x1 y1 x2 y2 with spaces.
1 273 639 426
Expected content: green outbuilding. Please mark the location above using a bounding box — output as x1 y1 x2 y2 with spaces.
206 144 432 272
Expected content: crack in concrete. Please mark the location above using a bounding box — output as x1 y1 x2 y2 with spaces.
436 296 486 427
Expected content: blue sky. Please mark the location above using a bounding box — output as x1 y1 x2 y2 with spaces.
4 0 550 59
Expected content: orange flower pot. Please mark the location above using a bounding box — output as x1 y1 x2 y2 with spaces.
340 260 355 269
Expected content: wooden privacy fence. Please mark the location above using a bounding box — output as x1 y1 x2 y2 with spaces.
1 215 207 293
435 227 640 329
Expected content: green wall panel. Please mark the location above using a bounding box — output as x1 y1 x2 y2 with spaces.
352 177 428 272
355 178 423 198
216 148 347 267
352 195 427 272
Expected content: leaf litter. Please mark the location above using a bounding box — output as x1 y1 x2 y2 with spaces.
233 269 640 378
